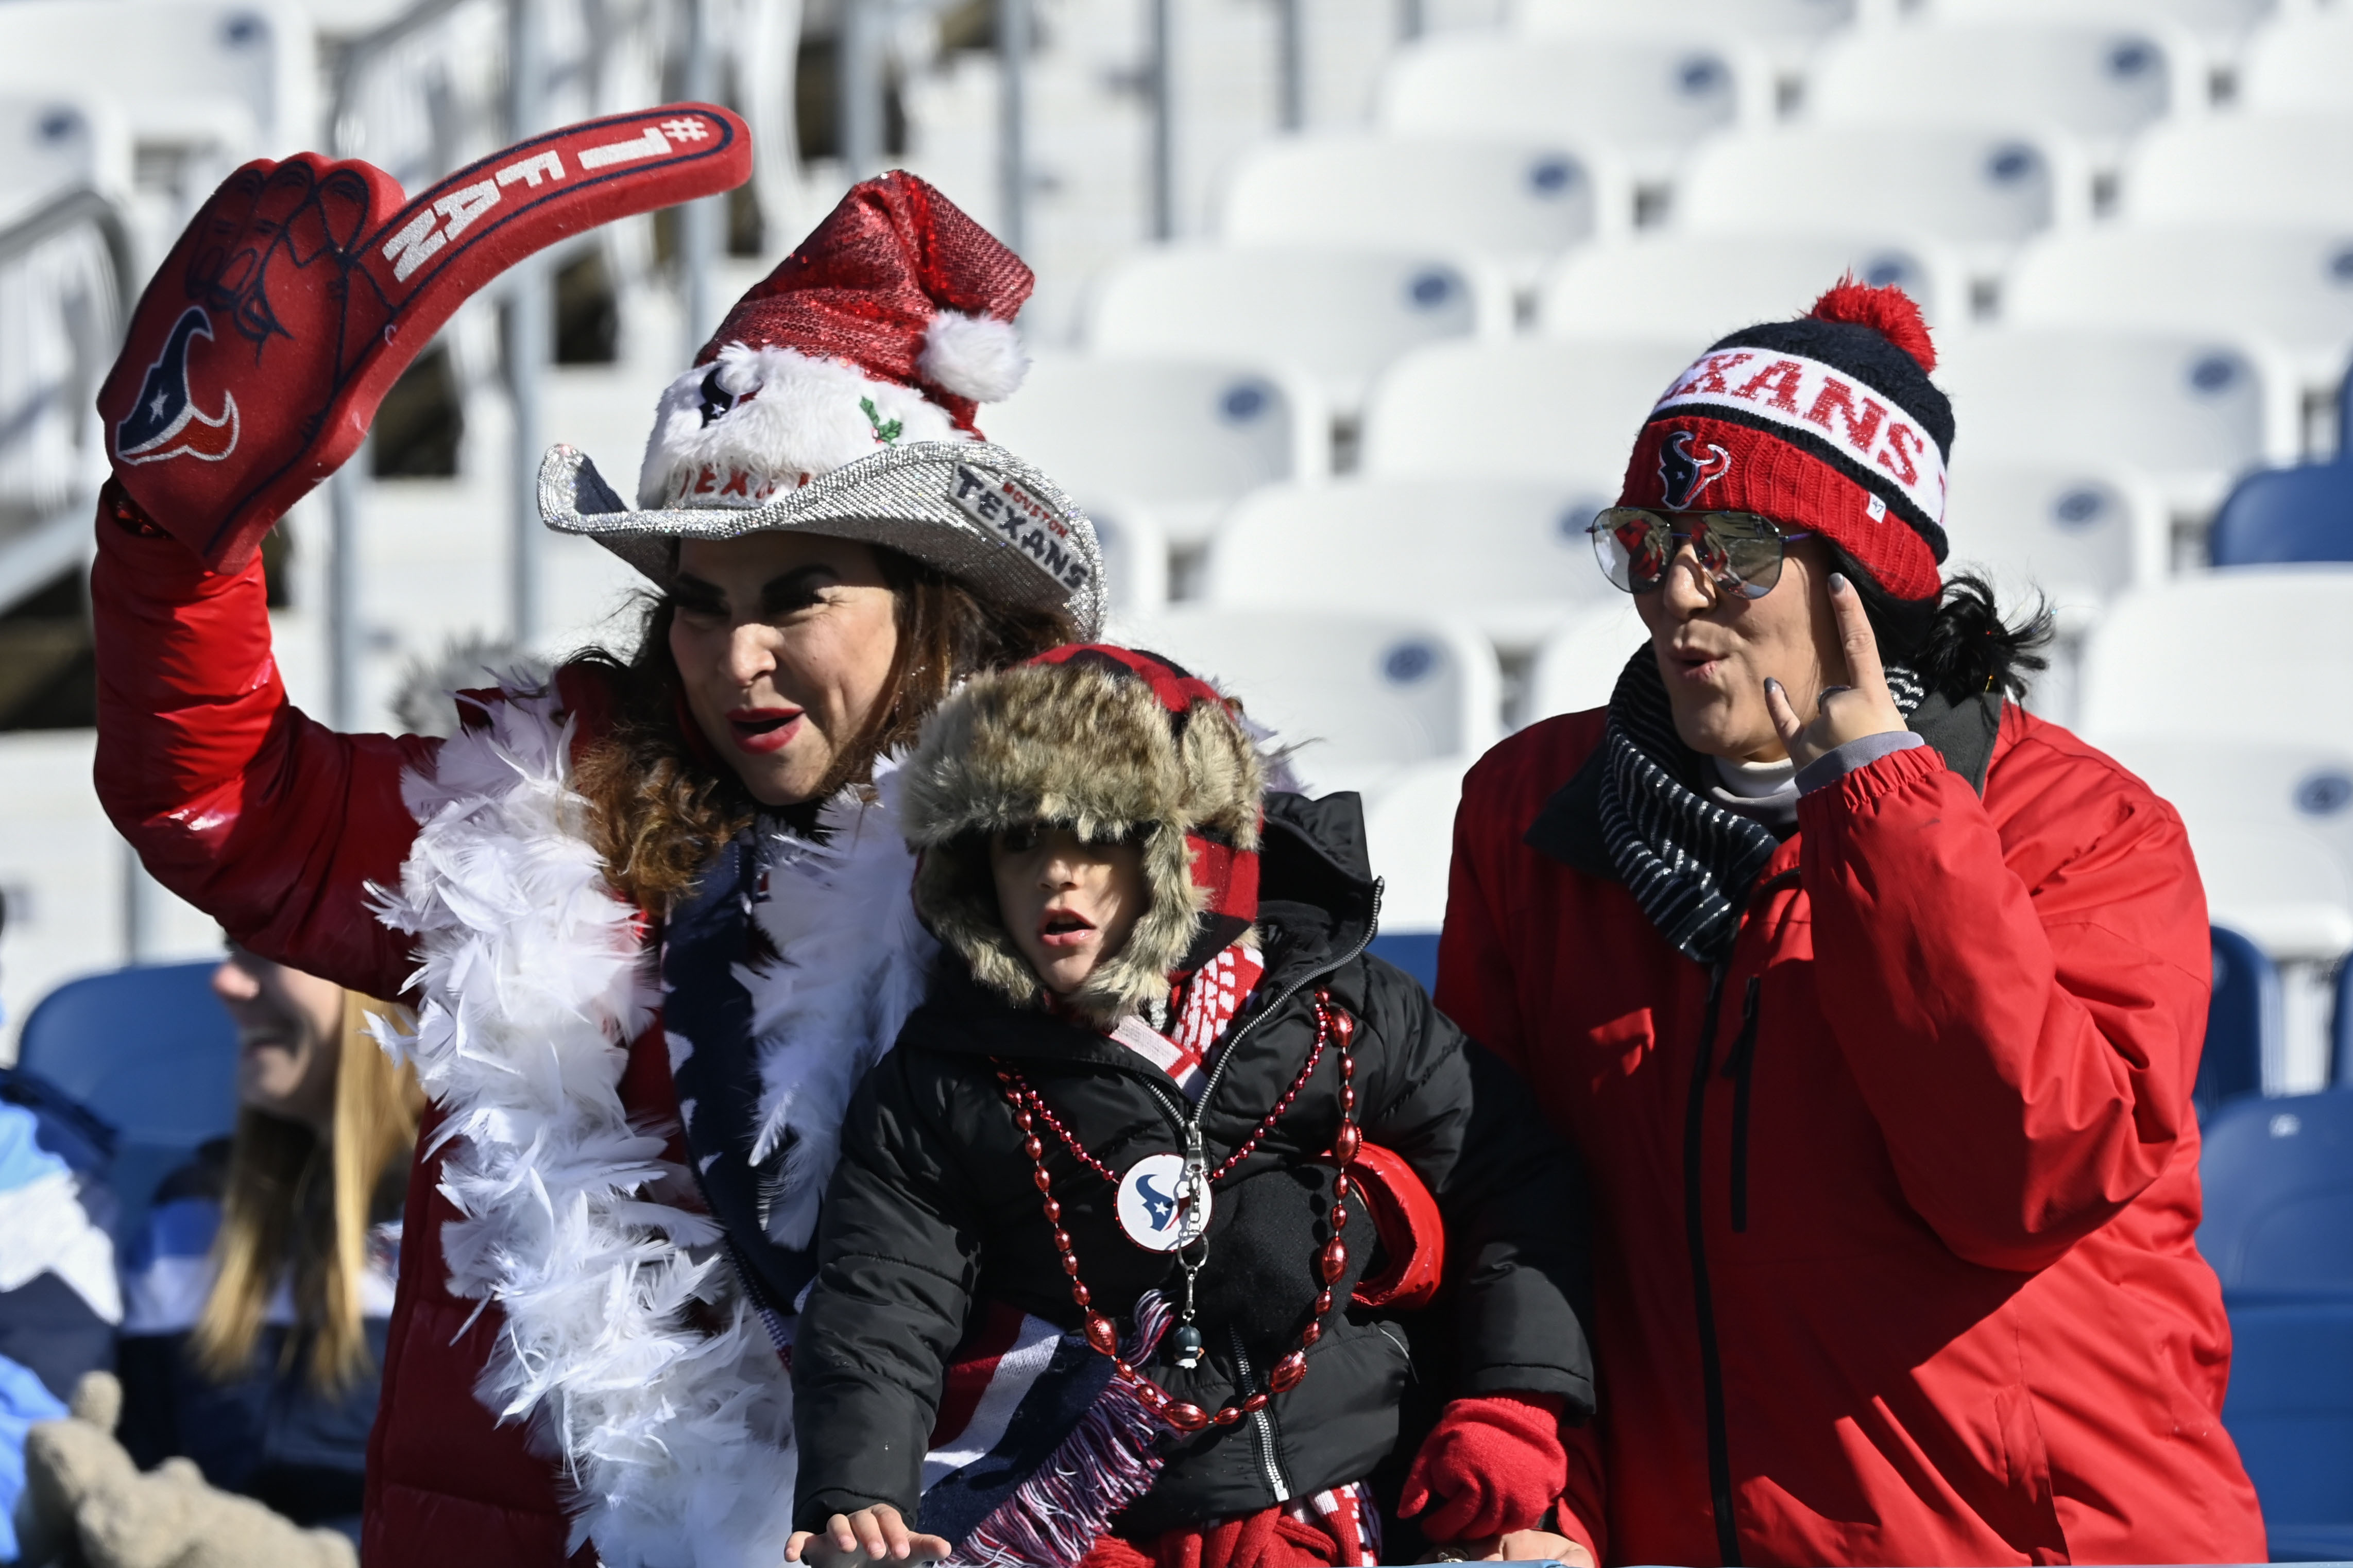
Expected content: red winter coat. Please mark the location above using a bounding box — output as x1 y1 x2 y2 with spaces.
1437 700 2266 1566
91 516 652 1566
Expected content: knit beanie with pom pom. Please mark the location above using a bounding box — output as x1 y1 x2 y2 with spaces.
1614 279 1951 601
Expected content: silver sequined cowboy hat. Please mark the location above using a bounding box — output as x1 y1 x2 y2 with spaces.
537 168 1104 639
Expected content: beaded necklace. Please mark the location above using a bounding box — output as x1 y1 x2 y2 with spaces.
991 992 1359 1434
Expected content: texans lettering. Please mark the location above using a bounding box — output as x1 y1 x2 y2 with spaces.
114 307 240 467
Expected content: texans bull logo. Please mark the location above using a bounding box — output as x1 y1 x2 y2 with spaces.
114 307 240 467
1659 428 1732 511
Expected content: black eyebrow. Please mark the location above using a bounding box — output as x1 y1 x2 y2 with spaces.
757 563 842 613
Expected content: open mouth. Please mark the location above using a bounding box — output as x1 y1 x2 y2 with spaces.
726 707 804 754
1037 908 1097 949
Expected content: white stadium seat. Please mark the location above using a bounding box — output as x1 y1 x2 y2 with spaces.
1375 32 1763 183
1934 330 2298 516
1513 0 1862 54
1537 232 1968 340
0 1 315 156
0 94 130 229
2078 565 2353 757
2122 117 2353 230
2002 227 2353 390
1527 599 1649 723
979 356 1327 548
1104 609 1502 799
1920 0 2278 51
1219 134 1631 280
1362 760 1474 933
1081 499 1171 612
1805 22 2199 157
1941 463 2172 625
1202 478 1623 652
2241 12 2353 113
2099 735 2353 963
1360 338 1692 484
1673 125 2091 268
1086 246 1509 413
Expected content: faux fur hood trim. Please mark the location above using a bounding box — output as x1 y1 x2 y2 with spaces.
636 342 969 510
900 662 1263 1028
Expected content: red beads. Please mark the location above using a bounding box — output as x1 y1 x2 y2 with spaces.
994 992 1357 1435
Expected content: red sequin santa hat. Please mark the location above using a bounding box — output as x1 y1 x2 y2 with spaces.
1616 279 1953 601
541 170 1103 634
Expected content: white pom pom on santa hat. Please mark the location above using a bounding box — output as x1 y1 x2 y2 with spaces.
918 310 1030 404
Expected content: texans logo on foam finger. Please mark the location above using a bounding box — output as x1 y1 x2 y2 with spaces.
98 105 752 572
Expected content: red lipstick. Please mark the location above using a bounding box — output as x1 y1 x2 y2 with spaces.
726 705 804 755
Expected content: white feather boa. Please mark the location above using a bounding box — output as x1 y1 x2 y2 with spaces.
369 686 932 1567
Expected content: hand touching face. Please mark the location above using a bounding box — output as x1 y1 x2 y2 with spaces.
989 824 1149 996
668 532 902 807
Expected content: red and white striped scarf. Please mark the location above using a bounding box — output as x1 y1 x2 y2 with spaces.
1106 942 1266 1100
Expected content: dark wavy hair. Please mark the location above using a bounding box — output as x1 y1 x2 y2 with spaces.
1826 541 2056 708
570 544 1076 913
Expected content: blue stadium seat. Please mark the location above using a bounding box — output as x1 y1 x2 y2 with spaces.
2201 926 2278 1122
2200 1091 2353 1558
2209 363 2353 567
2335 957 2353 1093
14 961 238 1241
1367 933 1440 994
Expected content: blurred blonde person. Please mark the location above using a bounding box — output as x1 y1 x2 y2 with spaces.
113 947 420 1544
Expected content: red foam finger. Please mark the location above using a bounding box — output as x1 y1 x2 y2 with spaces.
98 104 752 572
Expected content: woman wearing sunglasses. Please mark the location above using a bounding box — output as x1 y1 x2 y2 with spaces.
1437 281 2264 1565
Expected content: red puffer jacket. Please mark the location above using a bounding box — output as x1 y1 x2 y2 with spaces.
92 515 645 1566
1438 701 2265 1566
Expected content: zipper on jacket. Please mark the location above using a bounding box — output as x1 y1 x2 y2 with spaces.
1719 975 1763 1235
1229 1325 1293 1502
1683 959 1743 1567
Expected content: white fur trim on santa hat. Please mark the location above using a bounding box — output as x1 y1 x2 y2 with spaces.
918 311 1029 404
636 342 968 511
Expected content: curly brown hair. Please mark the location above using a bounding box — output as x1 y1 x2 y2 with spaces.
570 544 1078 914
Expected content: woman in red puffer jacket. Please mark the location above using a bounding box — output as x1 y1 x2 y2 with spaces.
1440 281 2266 1565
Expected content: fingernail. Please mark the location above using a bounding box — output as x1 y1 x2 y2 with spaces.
1764 678 1782 693
1829 572 1849 592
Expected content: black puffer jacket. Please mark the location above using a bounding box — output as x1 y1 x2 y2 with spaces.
792 792 1595 1536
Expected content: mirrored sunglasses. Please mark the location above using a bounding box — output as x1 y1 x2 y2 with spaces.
1587 507 1813 600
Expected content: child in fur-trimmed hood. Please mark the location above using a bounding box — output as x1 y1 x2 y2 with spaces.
788 646 1603 1568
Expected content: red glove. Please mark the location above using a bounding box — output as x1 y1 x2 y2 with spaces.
96 105 752 572
1399 1391 1570 1544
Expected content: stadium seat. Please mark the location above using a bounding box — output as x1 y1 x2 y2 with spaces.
1526 599 1648 723
1375 31 1763 183
0 93 130 229
1086 245 1509 412
0 1 314 154
2241 9 2353 114
2209 458 2353 567
1941 463 2170 625
2336 956 2353 1091
2079 566 2353 756
1202 478 1622 652
1921 0 2279 51
979 356 1327 547
1537 232 1968 340
2202 926 2279 1118
1104 608 1501 799
1933 329 2299 516
1362 759 1473 939
2002 226 2353 392
2100 736 2353 963
1804 21 2199 158
1219 134 1631 281
2123 116 2353 230
2202 1089 2353 1295
1360 338 1692 484
1513 0 1862 66
15 961 239 1242
2200 1083 2353 1559
1083 499 1171 611
1672 125 2092 268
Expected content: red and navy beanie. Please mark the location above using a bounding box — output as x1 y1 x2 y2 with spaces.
900 643 1266 1024
1616 279 1952 601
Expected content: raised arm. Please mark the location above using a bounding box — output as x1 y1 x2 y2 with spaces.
92 489 434 998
